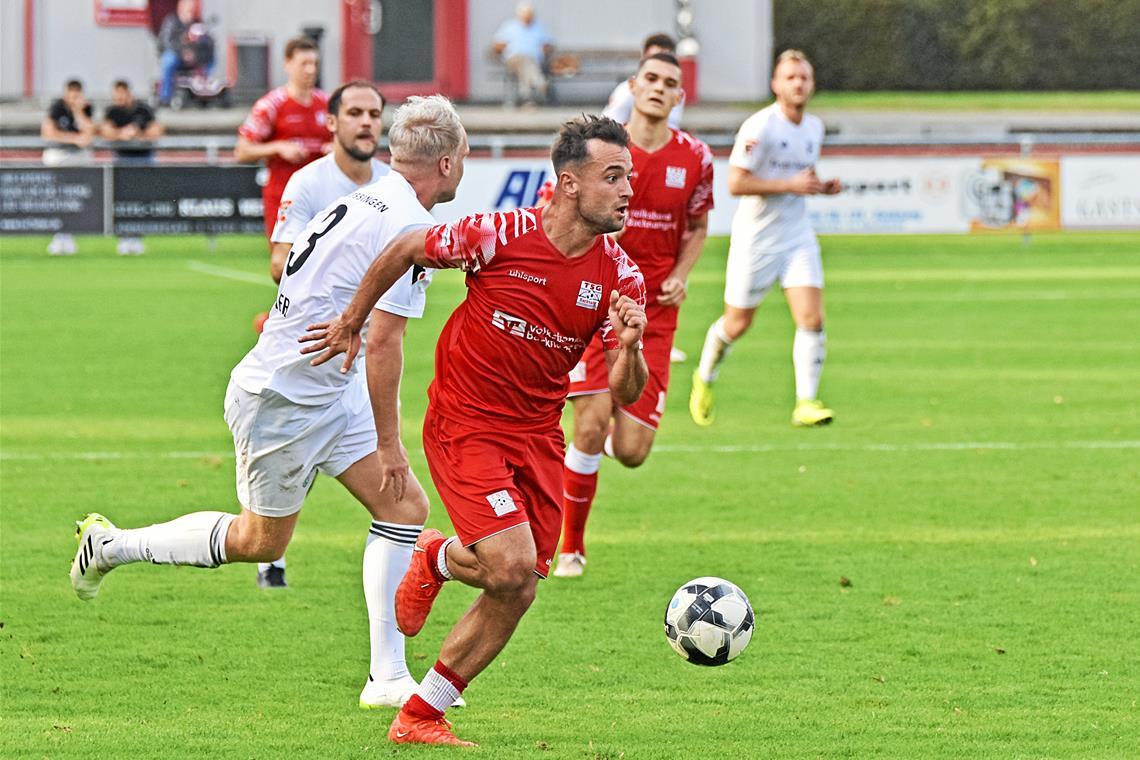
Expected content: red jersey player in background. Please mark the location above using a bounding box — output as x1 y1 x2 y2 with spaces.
302 116 648 746
235 36 330 282
555 52 713 578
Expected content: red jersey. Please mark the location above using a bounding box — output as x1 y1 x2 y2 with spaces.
423 207 646 432
622 129 714 300
238 86 329 234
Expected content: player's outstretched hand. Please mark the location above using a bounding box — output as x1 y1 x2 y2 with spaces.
298 316 361 374
787 169 825 196
609 290 646 349
657 276 687 307
376 440 410 502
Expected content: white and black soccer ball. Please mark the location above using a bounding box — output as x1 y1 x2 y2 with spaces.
664 577 755 666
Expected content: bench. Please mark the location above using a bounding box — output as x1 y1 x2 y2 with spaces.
490 47 640 106
548 48 641 105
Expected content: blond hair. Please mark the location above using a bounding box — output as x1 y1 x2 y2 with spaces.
775 49 813 71
387 95 465 163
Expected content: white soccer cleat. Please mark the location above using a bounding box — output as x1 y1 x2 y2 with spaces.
70 513 118 601
669 346 688 363
552 552 586 578
359 675 466 709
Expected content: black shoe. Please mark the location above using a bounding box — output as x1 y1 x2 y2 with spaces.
257 566 288 588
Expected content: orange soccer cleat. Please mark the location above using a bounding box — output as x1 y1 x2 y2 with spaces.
388 711 476 747
394 528 446 636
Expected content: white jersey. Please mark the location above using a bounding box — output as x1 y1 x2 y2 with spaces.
271 153 390 244
603 79 684 129
729 103 824 253
231 171 434 407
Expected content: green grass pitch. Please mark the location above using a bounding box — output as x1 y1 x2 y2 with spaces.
2 231 1137 758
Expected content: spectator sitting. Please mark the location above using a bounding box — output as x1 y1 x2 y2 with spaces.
102 79 165 164
492 2 553 107
157 0 206 107
41 78 96 256
103 79 166 256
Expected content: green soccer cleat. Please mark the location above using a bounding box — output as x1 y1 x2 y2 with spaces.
689 371 716 427
70 513 117 601
793 399 835 427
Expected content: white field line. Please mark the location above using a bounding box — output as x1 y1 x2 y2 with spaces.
187 260 276 288
2 440 1138 461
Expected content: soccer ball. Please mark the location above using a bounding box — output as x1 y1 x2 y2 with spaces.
664 577 755 666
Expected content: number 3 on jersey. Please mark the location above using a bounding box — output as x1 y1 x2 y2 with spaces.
285 203 348 277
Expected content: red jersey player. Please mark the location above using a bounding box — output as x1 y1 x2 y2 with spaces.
235 36 330 282
556 53 713 578
302 116 647 747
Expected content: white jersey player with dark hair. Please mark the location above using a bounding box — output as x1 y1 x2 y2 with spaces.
602 32 684 130
69 95 471 711
690 49 842 428
253 79 389 589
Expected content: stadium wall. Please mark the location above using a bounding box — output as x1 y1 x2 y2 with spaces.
5 0 771 102
4 154 1137 236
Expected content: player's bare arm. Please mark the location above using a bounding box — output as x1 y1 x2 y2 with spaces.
366 308 411 501
234 136 308 164
658 212 709 306
605 290 649 405
269 241 292 284
727 165 825 197
298 228 431 371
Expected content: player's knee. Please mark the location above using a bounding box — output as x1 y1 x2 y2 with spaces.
484 552 537 594
723 312 753 339
613 441 650 469
573 412 609 452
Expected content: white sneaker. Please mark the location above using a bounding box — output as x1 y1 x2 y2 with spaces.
670 346 688 363
359 675 467 709
48 234 76 256
70 513 118 601
552 552 586 578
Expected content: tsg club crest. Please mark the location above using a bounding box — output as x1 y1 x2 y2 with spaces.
576 280 603 310
665 166 687 189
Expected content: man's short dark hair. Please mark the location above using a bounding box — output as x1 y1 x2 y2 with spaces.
638 51 681 72
328 80 385 115
642 33 676 53
550 115 629 173
112 79 130 90
65 79 83 91
284 36 319 60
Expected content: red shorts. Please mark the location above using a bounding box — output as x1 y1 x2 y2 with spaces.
422 409 564 578
568 319 674 430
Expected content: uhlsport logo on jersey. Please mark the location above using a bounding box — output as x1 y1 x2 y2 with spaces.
486 489 517 517
665 166 687 189
576 281 603 310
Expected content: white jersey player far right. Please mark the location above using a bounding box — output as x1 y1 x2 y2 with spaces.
690 49 842 429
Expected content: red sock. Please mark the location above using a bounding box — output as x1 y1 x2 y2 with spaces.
561 467 598 555
402 694 444 722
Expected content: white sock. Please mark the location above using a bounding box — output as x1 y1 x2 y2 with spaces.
102 512 236 568
417 665 461 713
437 536 457 581
697 317 734 383
363 521 421 682
564 444 602 475
257 557 286 573
793 327 827 400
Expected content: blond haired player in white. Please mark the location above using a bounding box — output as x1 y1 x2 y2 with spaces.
690 49 841 428
253 80 390 589
69 96 470 710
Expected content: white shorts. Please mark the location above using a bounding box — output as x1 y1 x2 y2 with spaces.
223 381 376 518
723 239 824 309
